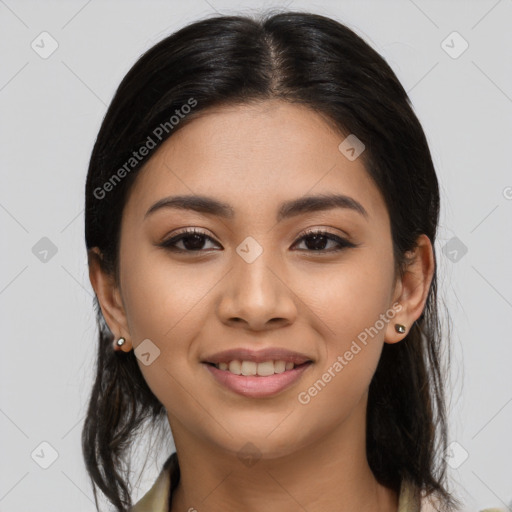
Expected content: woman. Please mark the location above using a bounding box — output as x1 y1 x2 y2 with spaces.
82 11 503 512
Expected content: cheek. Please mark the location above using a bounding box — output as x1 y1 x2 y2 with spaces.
301 255 394 343
120 248 211 342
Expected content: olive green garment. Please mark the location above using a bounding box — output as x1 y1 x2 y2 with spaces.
129 453 506 512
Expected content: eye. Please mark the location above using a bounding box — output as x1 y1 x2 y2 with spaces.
292 229 357 252
159 228 221 252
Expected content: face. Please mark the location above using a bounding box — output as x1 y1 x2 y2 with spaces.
98 99 410 460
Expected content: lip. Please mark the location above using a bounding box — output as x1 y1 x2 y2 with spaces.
202 348 312 365
204 361 313 398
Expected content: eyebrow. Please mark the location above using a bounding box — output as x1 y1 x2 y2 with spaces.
144 193 369 222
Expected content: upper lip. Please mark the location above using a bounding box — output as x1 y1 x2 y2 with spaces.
202 348 313 365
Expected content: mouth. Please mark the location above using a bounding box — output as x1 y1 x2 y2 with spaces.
201 348 314 397
202 359 313 398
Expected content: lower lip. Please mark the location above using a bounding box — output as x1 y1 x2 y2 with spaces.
203 362 312 398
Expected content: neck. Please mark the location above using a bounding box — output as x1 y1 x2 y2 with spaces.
168 393 398 512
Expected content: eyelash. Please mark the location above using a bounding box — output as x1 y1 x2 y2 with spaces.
159 228 357 254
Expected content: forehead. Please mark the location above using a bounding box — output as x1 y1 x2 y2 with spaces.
123 100 388 225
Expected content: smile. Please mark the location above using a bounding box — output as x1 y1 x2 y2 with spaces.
203 361 312 398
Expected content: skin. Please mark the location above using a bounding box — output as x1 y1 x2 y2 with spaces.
89 99 434 512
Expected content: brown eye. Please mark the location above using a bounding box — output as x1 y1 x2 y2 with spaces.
160 229 221 252
293 230 356 252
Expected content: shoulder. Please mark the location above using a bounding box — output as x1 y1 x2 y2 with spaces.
419 489 509 512
421 494 510 512
399 478 508 512
129 453 178 512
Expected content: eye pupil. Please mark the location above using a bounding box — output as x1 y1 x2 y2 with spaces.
182 234 206 251
305 234 328 251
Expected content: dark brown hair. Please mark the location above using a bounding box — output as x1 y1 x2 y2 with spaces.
83 10 460 512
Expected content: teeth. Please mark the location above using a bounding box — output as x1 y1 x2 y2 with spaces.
241 361 257 376
256 361 274 376
274 360 286 373
215 359 301 376
228 360 241 375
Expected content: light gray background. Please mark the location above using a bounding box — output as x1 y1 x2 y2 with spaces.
1 0 511 511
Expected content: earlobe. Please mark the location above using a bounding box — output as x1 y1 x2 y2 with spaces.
88 248 131 348
384 234 434 344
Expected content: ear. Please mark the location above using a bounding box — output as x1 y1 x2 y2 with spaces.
88 247 132 352
385 234 435 344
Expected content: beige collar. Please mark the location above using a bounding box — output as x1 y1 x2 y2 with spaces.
129 457 507 512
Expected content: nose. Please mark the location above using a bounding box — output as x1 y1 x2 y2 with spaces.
216 250 298 332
